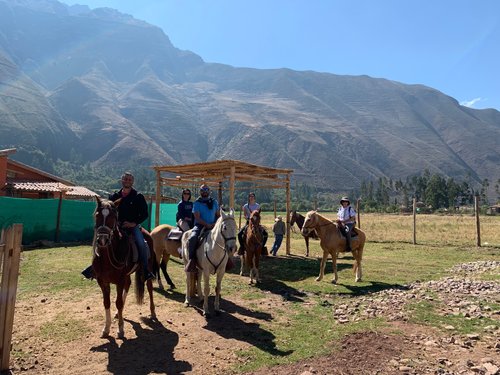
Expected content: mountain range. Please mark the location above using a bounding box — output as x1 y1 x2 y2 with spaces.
1 0 499 195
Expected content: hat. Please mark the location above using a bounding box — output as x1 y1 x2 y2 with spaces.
340 196 350 204
275 215 282 221
199 184 210 193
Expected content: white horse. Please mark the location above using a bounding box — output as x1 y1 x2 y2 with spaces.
181 208 237 317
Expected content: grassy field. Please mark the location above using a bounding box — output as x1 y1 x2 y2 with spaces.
12 212 500 372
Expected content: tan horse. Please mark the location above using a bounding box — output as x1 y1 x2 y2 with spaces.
150 224 183 290
301 210 366 283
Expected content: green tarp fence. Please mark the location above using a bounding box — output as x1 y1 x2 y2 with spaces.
0 196 177 245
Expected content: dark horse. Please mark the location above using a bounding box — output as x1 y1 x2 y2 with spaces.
290 210 318 257
92 197 156 338
241 209 263 284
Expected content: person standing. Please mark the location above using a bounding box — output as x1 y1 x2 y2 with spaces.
185 184 220 272
176 188 194 230
271 215 286 256
337 196 356 252
82 172 154 281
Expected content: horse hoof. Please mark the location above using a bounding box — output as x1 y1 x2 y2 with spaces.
117 331 125 339
239 272 243 276
169 284 176 290
331 280 337 284
315 277 322 282
203 312 210 318
101 330 110 338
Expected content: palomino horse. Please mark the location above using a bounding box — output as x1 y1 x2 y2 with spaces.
92 197 156 338
290 210 319 257
150 223 185 290
181 209 237 317
301 210 366 284
240 210 263 284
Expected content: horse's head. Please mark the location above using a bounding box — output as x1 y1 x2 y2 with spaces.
94 196 119 248
218 208 237 254
249 209 261 228
301 210 318 236
290 210 297 226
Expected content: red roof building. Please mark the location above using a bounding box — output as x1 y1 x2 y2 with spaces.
0 148 98 199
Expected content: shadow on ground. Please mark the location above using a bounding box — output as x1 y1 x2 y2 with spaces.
90 317 191 375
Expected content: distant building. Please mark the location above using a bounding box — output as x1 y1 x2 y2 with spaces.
0 148 98 200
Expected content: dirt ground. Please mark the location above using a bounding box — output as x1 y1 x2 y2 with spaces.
8 268 500 375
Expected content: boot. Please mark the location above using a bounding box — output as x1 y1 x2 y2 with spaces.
225 256 234 271
81 265 94 280
144 268 155 281
185 258 198 273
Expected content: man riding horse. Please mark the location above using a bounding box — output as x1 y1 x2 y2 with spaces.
82 171 155 281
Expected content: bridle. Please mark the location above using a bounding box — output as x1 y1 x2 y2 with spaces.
302 214 335 235
93 206 121 264
206 216 237 273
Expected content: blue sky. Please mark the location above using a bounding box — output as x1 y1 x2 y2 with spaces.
61 0 500 111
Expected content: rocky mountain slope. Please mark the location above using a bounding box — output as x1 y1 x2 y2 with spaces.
1 0 499 192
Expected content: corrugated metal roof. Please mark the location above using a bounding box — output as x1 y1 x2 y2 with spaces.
6 181 98 197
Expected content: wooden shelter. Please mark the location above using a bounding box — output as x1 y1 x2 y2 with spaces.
153 160 294 254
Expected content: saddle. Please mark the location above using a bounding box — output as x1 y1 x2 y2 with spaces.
117 226 151 265
337 222 358 239
167 219 191 241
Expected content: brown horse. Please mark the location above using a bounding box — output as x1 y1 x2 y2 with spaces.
150 223 183 290
92 197 156 338
301 210 366 284
290 210 319 257
242 209 264 284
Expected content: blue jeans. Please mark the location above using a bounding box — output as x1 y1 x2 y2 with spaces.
131 226 149 271
271 234 283 255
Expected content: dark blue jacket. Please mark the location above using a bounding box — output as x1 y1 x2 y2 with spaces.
177 200 194 228
109 188 148 225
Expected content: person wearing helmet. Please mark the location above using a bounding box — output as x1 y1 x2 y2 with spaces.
337 196 356 252
185 184 220 272
176 188 194 230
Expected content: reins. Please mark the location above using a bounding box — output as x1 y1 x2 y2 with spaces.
205 216 236 273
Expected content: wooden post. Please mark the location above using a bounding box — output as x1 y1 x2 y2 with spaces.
55 191 63 242
0 224 23 372
147 196 153 231
285 175 291 255
238 207 242 230
218 181 223 207
155 170 161 227
356 198 361 229
412 197 417 245
229 166 235 210
475 195 481 247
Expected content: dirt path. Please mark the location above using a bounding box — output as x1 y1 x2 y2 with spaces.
9 262 500 375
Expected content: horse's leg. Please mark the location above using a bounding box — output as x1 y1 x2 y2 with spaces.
305 237 309 257
316 249 328 282
98 280 112 337
115 282 125 339
157 258 165 290
184 270 191 306
214 270 224 315
239 254 245 276
146 277 156 318
332 251 338 284
161 254 176 289
354 244 364 282
202 271 210 317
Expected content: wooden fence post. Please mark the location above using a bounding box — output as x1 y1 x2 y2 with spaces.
412 197 417 245
356 198 361 229
0 224 23 372
475 195 481 247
